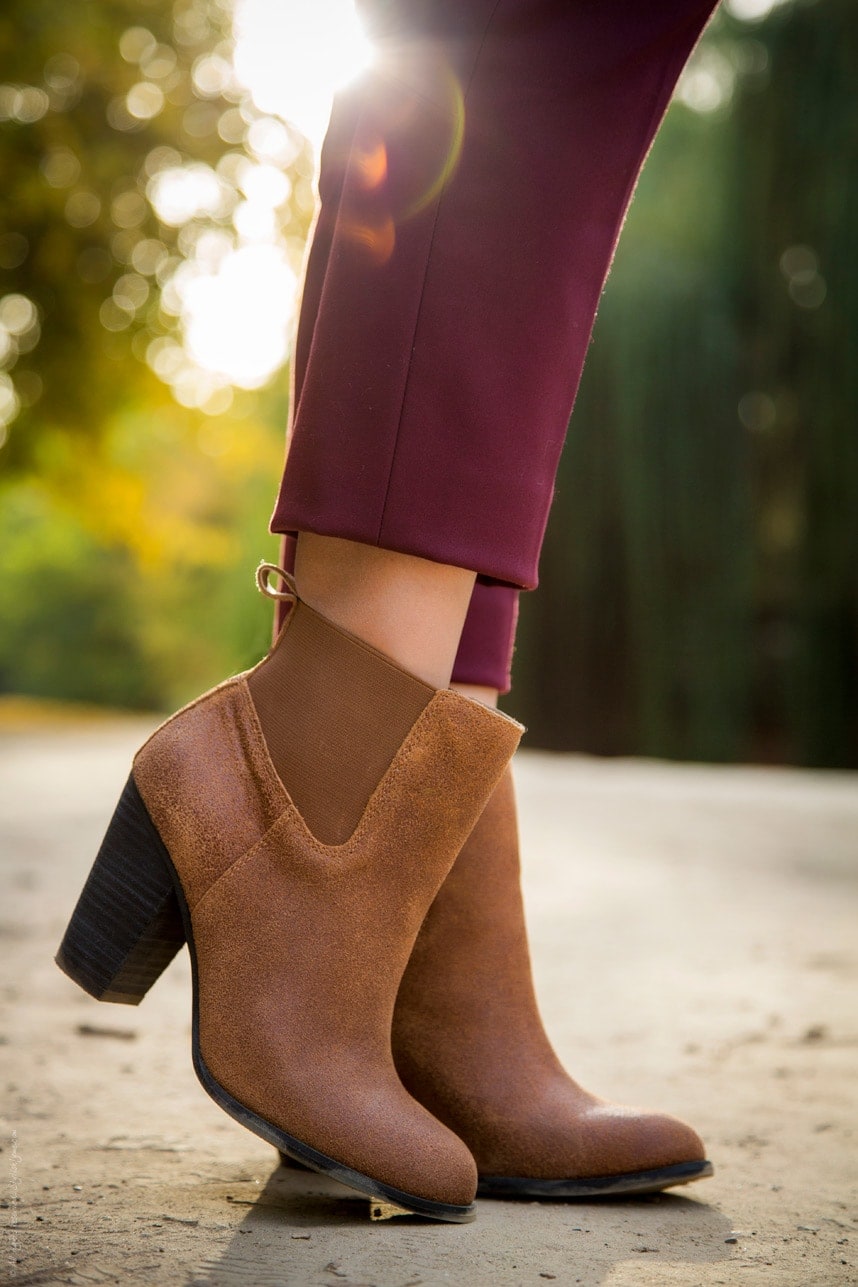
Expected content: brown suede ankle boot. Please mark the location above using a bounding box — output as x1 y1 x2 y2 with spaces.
389 764 713 1198
56 567 522 1222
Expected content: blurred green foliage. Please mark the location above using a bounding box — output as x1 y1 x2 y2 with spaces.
0 0 234 464
0 0 306 707
0 397 285 707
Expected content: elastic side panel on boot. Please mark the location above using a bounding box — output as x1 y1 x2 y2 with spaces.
247 600 434 844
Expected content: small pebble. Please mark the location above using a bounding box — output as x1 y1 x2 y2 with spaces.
75 1022 137 1041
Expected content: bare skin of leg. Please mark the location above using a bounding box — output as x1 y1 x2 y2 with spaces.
452 683 499 708
294 533 477 690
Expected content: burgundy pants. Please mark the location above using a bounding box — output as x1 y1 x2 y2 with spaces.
273 0 718 691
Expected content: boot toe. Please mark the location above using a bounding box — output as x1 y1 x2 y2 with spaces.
342 1095 479 1208
464 1081 707 1181
581 1101 706 1175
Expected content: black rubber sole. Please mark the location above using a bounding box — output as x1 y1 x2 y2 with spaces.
278 1153 713 1199
476 1158 714 1199
56 774 475 1224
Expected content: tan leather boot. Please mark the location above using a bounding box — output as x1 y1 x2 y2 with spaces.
56 568 522 1222
390 764 713 1198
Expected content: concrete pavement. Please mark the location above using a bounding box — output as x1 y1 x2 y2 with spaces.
1 709 856 1285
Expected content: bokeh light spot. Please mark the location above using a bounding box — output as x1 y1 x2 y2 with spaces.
131 238 169 276
99 298 134 332
192 53 234 97
0 372 21 429
245 116 301 168
148 164 229 225
127 81 165 121
725 0 790 21
780 245 826 310
0 295 38 335
119 27 157 64
676 47 735 113
41 148 82 188
111 190 148 228
181 244 297 388
140 44 178 80
44 53 80 91
113 273 150 312
738 391 777 433
65 191 102 228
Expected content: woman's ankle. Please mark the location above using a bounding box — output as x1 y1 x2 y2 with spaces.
294 533 476 688
451 683 499 708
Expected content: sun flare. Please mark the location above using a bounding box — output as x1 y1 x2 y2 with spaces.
232 0 373 147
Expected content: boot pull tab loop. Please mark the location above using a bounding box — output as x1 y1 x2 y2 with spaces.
256 562 298 604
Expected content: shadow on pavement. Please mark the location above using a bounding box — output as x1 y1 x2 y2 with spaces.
186 1162 734 1286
